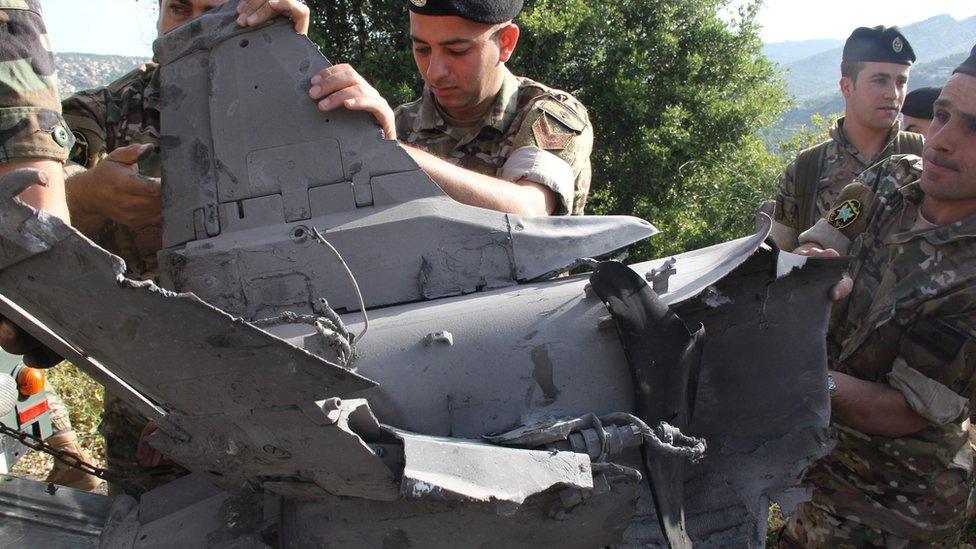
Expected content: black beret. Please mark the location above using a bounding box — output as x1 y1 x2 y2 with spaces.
901 86 942 119
406 0 523 24
843 26 916 66
954 45 976 78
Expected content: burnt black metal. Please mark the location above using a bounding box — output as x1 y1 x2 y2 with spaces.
589 261 705 549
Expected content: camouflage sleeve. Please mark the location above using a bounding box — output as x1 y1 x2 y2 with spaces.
0 0 73 163
507 95 593 215
61 88 110 168
798 157 913 253
889 304 976 425
770 161 800 249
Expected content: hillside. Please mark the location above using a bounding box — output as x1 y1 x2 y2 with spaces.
765 14 974 145
55 52 151 97
762 39 842 66
781 14 976 101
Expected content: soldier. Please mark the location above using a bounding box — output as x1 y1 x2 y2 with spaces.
901 85 941 135
770 26 922 250
307 0 593 216
0 0 104 491
779 46 976 547
61 0 310 495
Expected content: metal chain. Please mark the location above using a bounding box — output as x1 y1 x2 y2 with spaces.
0 420 142 494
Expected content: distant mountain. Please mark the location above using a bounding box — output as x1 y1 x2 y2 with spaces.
55 52 151 97
781 15 976 101
766 14 975 145
762 39 842 66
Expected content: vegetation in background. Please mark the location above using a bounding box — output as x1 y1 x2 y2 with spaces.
307 0 796 259
13 362 106 477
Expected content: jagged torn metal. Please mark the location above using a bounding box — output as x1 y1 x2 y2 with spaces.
0 170 394 499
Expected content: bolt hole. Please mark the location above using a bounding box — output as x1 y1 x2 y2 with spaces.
239 39 249 48
140 534 148 541
254 85 259 90
293 227 307 239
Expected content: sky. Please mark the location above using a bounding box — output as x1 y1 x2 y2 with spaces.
42 0 976 57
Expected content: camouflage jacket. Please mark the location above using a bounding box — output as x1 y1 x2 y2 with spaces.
0 0 73 163
804 155 976 541
772 117 906 248
395 68 593 215
62 62 161 279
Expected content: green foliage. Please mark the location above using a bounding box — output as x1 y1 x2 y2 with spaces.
305 0 794 258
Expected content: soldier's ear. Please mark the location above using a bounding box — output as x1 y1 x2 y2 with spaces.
496 23 520 63
840 76 854 98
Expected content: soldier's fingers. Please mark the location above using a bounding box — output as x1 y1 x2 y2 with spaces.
309 66 368 99
124 175 162 197
105 143 152 166
244 2 274 27
831 274 854 302
343 97 397 140
268 0 310 35
315 86 372 111
236 0 266 24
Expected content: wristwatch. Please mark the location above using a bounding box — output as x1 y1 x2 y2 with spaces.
827 372 837 396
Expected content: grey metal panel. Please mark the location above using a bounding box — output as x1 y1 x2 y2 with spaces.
510 214 659 279
156 5 658 313
0 187 392 496
393 429 593 510
0 474 109 548
159 50 219 247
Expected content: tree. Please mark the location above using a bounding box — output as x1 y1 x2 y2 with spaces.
305 0 792 258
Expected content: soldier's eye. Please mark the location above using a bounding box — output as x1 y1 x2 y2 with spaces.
413 46 431 56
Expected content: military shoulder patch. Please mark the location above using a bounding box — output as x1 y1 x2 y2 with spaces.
532 115 574 150
537 97 586 134
828 199 861 229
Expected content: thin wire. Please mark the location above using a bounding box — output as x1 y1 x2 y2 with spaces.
309 227 370 343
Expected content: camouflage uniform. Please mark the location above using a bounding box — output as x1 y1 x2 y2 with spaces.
395 67 593 215
62 63 183 495
771 118 911 249
782 155 976 547
1 0 102 491
63 62 162 279
0 0 72 162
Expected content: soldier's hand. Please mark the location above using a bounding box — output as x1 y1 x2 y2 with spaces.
0 317 61 368
237 0 310 35
136 422 166 468
67 143 161 233
308 64 397 140
793 243 854 301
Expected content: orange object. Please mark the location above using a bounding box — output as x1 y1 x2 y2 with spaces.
16 366 45 397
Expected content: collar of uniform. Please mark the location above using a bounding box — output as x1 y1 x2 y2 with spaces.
413 67 520 143
888 184 976 245
831 117 901 163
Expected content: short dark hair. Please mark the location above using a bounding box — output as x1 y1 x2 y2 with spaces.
841 60 865 83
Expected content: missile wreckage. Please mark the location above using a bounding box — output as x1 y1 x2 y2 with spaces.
0 2 844 547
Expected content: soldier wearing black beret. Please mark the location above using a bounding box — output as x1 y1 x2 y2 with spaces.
781 44 976 547
769 25 922 250
306 0 593 216
901 86 941 135
405 0 523 25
